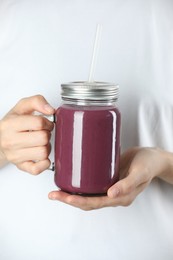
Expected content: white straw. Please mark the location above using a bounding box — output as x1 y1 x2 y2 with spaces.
88 23 102 82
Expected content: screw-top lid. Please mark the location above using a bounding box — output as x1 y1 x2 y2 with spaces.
61 81 119 102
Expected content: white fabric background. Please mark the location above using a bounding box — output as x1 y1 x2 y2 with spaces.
0 0 173 259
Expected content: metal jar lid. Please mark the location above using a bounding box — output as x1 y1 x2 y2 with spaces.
61 81 119 102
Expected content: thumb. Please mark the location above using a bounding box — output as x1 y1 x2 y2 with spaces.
107 168 150 199
107 167 144 199
10 95 55 115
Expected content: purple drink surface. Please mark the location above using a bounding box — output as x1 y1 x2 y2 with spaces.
54 104 121 195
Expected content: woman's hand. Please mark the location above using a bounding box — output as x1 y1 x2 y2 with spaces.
48 147 173 210
0 95 55 174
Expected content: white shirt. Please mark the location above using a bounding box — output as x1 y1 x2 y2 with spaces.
0 0 173 259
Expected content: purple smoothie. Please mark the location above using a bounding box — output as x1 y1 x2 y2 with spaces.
54 104 121 195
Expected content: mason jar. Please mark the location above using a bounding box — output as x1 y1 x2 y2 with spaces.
54 81 121 195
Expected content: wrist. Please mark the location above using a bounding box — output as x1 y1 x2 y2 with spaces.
157 149 173 184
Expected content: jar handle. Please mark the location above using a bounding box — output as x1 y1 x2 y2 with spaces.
49 162 55 171
42 114 56 171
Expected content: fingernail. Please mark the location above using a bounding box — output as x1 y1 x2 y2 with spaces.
48 193 56 200
108 188 120 198
44 104 55 113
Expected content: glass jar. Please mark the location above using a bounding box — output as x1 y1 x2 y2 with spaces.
54 81 121 195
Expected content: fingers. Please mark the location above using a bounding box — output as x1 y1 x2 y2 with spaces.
17 159 51 175
0 95 55 174
0 127 53 173
10 95 55 115
48 188 139 210
48 177 149 211
11 144 52 175
48 191 116 211
49 147 167 210
48 153 153 211
1 116 52 173
6 143 51 165
0 114 54 149
15 130 51 148
2 115 54 132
